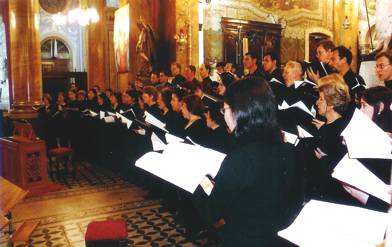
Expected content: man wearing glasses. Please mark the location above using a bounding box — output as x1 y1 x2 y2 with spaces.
375 51 392 89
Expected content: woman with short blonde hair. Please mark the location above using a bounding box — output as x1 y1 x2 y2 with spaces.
317 74 351 115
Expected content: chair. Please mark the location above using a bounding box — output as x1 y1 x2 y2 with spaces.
85 219 128 247
47 137 74 177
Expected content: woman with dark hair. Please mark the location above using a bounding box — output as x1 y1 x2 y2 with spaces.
163 89 187 137
204 103 232 153
142 86 161 119
181 95 210 145
86 89 98 112
157 88 172 116
109 92 122 113
97 93 111 112
192 77 302 246
360 86 392 132
343 86 392 212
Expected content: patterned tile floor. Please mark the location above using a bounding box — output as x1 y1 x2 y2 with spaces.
0 162 216 247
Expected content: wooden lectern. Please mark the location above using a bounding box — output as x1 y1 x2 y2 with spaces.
0 176 39 244
0 122 61 197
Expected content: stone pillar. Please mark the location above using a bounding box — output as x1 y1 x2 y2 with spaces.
86 0 106 90
7 0 42 119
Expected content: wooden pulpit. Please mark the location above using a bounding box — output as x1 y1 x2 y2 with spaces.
0 122 60 196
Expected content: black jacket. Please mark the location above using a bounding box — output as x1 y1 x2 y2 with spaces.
193 141 303 247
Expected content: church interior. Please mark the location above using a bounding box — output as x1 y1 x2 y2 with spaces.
0 0 391 246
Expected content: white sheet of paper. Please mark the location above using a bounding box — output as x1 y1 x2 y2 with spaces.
282 131 299 146
278 200 389 247
332 154 391 204
116 113 133 129
297 125 314 138
165 133 184 143
136 142 226 193
151 133 167 151
341 109 392 159
290 101 315 117
99 111 105 119
103 116 115 123
145 111 168 132
89 110 98 117
107 112 116 117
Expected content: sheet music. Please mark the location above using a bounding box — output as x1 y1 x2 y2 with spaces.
290 101 315 117
282 131 299 146
89 110 98 117
151 133 167 151
332 154 391 204
115 112 133 129
136 142 226 193
165 133 184 143
278 200 389 247
103 116 115 123
145 111 168 132
297 125 314 138
99 111 105 119
341 109 392 159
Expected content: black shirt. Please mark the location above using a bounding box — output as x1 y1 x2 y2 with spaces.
266 68 286 103
145 103 162 120
201 76 217 95
244 66 265 79
171 74 186 87
343 69 366 100
307 61 334 79
280 82 317 109
184 118 210 146
164 110 187 138
385 80 392 89
317 117 347 163
206 125 233 153
192 141 302 246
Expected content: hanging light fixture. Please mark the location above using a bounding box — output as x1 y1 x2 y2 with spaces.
52 7 99 26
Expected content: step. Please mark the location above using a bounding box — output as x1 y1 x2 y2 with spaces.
10 221 39 243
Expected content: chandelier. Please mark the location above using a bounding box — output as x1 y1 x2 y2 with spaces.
52 7 99 26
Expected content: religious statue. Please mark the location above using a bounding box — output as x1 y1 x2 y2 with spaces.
375 0 392 52
136 17 155 78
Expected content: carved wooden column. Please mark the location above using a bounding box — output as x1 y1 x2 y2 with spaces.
7 0 42 119
86 0 106 89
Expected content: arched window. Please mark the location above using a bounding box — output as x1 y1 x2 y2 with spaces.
41 38 71 59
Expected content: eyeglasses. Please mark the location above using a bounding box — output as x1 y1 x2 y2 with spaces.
375 64 391 70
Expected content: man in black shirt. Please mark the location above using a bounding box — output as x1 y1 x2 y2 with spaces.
306 39 335 83
375 51 392 89
170 62 186 87
282 61 317 109
262 50 285 98
330 46 366 100
243 52 265 79
199 63 217 95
